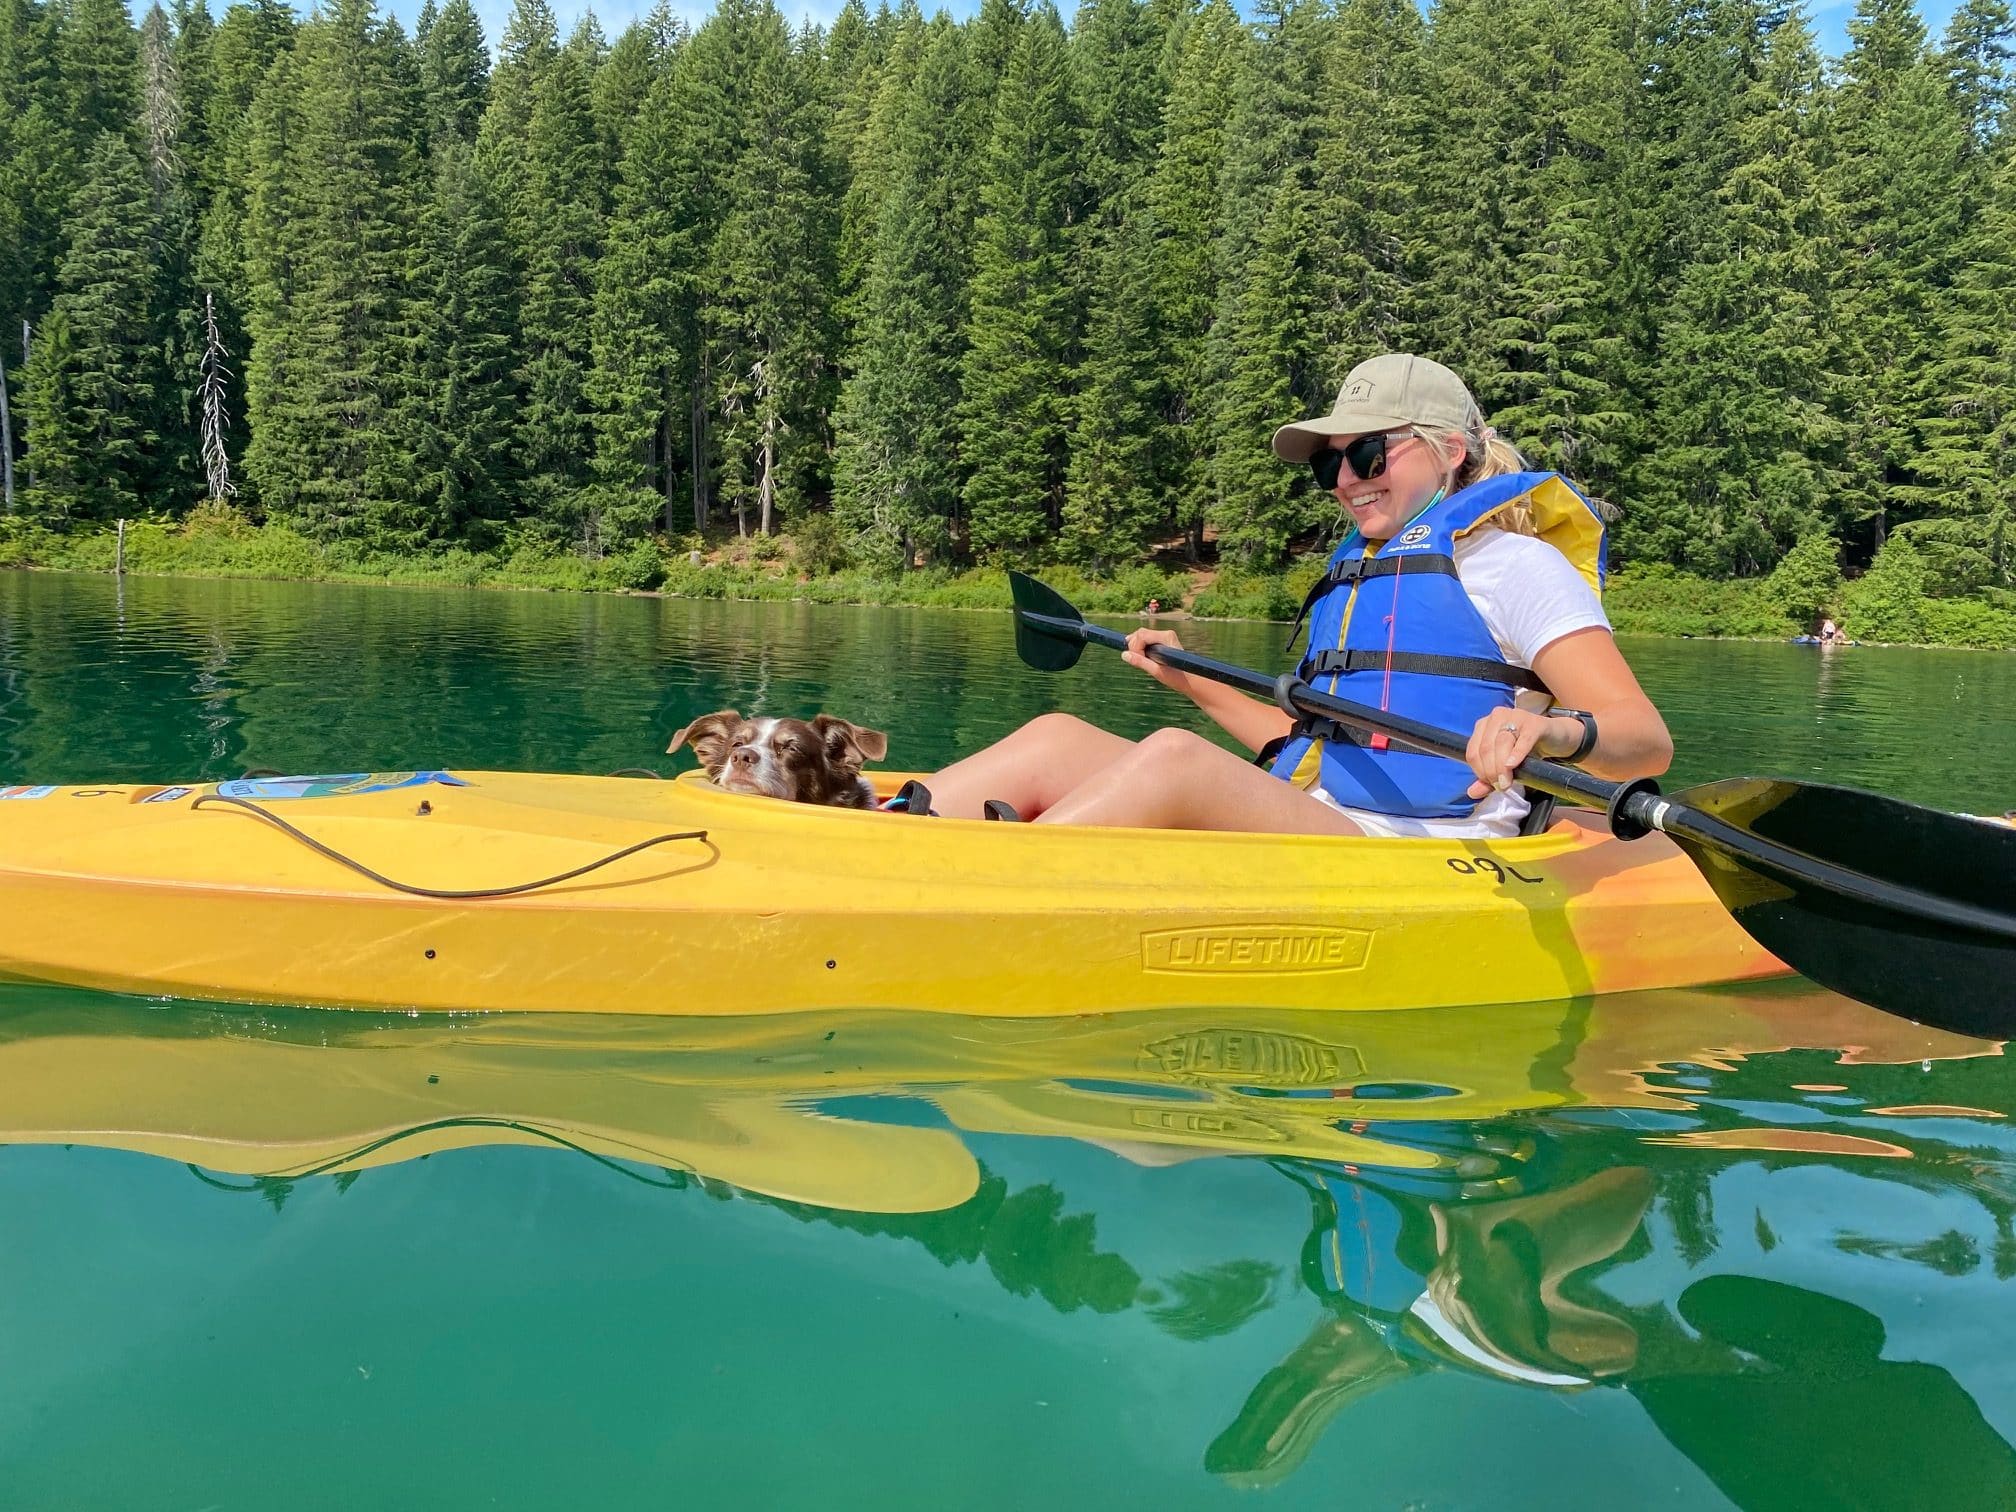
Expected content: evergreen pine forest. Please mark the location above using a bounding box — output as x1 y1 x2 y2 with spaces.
4 0 2016 643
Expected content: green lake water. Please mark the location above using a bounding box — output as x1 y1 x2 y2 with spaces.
3 568 2016 1509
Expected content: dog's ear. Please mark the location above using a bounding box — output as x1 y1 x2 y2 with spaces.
667 710 742 773
813 715 888 770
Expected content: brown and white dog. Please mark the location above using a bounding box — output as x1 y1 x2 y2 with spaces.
667 710 890 808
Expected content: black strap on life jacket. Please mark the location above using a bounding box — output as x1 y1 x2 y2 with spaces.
1252 720 1381 769
1299 647 1549 694
1283 552 1461 651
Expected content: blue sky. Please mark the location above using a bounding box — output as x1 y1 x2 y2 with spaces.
120 0 1962 60
368 0 1965 57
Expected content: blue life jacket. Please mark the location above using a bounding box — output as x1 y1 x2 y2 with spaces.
1268 472 1607 819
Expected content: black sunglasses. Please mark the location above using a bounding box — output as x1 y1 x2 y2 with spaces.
1307 431 1407 491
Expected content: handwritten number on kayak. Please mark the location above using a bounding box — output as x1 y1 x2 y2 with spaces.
190 793 711 900
1448 856 1544 886
1009 569 2016 1037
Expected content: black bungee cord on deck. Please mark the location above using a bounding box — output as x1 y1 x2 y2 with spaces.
191 793 710 900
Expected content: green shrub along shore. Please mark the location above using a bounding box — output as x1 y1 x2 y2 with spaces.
7 508 2014 650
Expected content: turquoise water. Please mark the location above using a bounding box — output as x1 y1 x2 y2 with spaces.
3 569 2015 1509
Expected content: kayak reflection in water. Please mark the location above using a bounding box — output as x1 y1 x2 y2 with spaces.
1208 1128 2016 1507
924 354 1673 834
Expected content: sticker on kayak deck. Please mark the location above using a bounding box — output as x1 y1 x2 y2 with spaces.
131 785 196 805
1140 924 1371 975
212 771 472 801
0 785 56 801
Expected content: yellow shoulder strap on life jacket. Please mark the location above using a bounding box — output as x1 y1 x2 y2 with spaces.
1454 475 1606 599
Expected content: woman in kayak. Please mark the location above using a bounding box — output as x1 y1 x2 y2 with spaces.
916 353 1672 836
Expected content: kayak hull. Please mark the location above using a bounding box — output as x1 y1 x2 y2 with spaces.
0 769 1788 1014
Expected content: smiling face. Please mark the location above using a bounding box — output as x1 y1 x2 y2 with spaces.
1328 428 1461 542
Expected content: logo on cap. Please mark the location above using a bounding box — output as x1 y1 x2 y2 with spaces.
1344 378 1375 402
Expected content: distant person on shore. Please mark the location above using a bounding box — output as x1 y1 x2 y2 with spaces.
911 354 1672 834
1145 598 1161 618
1819 617 1844 645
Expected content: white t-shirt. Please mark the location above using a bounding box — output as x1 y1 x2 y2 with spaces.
1310 526 1610 838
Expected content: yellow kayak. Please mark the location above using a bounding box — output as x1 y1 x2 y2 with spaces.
0 768 1787 1014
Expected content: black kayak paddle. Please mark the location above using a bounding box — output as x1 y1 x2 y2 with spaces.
1009 570 2016 1037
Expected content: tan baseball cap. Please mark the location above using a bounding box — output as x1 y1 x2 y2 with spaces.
1271 353 1482 463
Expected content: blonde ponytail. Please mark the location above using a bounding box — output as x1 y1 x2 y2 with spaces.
1405 422 1525 531
1409 418 1613 536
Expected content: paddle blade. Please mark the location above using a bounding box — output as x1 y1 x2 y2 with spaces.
1009 570 1087 672
1667 778 2016 1038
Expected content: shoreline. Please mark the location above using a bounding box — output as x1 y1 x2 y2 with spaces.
5 558 2012 652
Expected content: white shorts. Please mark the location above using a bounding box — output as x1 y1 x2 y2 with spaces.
1309 785 1525 840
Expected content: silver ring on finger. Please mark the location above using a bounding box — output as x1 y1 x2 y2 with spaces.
1500 723 1519 735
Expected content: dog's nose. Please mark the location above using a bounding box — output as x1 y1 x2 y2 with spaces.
730 747 759 768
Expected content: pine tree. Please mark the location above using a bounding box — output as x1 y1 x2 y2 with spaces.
1210 174 1322 565
836 0 924 341
405 138 518 545
19 135 164 525
421 0 488 151
590 65 686 533
0 0 70 338
139 0 208 511
477 0 559 336
965 0 1024 106
1070 0 1164 222
708 4 838 538
1204 0 1325 566
1942 0 2013 152
243 0 422 540
1142 0 1240 558
1920 126 2016 593
514 41 607 543
1827 0 1972 556
1483 0 1635 489
565 12 606 73
833 19 976 569
1634 5 1840 574
59 0 142 148
593 7 672 164
173 0 218 214
1309 0 1425 382
823 0 880 193
1062 207 1163 569
239 46 307 510
959 6 1076 560
190 0 292 509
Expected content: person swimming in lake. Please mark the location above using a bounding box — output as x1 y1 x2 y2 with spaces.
914 354 1673 836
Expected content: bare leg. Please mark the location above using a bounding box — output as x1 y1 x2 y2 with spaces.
1037 727 1366 835
924 712 1137 820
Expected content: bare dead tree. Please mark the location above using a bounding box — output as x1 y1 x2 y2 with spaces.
0 333 14 512
140 5 182 202
199 292 235 501
20 320 31 491
752 354 781 537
